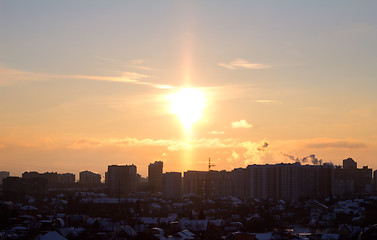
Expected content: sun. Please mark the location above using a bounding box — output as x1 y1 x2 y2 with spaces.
169 88 206 131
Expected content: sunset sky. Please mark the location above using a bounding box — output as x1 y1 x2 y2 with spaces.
1 1 377 178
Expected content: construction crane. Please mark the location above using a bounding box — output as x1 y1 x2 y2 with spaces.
208 158 215 171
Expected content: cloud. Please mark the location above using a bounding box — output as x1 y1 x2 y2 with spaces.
302 154 322 165
231 119 253 129
242 141 269 165
94 55 117 63
68 137 266 152
209 130 225 135
255 100 282 104
282 153 300 162
282 153 323 165
130 59 144 65
257 142 269 151
0 65 50 86
218 58 272 70
67 137 271 167
0 65 171 89
305 140 367 149
127 59 155 71
227 150 239 163
65 72 147 84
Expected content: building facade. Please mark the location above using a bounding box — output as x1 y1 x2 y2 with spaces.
162 172 182 198
148 161 163 193
107 165 137 197
80 170 101 187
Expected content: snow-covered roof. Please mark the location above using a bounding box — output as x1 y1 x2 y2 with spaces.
178 219 208 232
321 233 339 240
37 231 67 240
254 232 273 240
139 217 159 225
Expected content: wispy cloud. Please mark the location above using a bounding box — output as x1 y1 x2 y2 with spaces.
127 59 154 71
305 139 367 149
0 65 50 86
0 65 171 89
231 119 253 128
66 137 272 166
209 130 225 135
276 138 368 152
130 59 144 65
68 137 263 151
255 100 282 104
218 58 272 70
94 55 117 63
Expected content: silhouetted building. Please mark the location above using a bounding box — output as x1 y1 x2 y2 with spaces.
300 164 333 200
212 170 232 197
343 158 357 169
183 171 208 196
247 164 276 200
245 163 333 201
0 171 10 185
231 168 248 198
162 172 182 198
3 177 48 200
80 171 101 186
22 171 75 187
107 165 137 197
148 161 163 193
334 158 372 196
61 173 75 184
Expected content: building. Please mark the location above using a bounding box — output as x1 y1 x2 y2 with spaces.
183 171 208 196
61 173 75 184
0 171 10 185
80 171 101 187
244 163 334 201
148 161 163 193
3 177 48 200
212 170 232 197
334 158 372 196
162 172 182 198
247 164 276 200
231 168 248 198
343 158 357 169
107 165 137 197
22 171 75 187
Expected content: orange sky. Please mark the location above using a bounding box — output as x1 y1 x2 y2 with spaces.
1 2 377 178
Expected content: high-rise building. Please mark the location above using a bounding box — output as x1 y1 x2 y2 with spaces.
0 171 10 185
107 165 137 197
231 168 248 198
148 161 163 193
3 177 48 200
343 158 357 169
61 173 75 184
22 171 75 187
80 171 101 186
334 159 372 196
212 170 232 197
162 172 182 198
183 171 208 196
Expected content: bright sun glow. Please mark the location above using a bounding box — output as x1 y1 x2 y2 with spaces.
169 88 206 131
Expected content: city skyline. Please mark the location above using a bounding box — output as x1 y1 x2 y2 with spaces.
1 2 377 178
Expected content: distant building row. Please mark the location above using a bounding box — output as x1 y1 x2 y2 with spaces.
1 158 375 201
106 158 373 201
1 170 102 199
